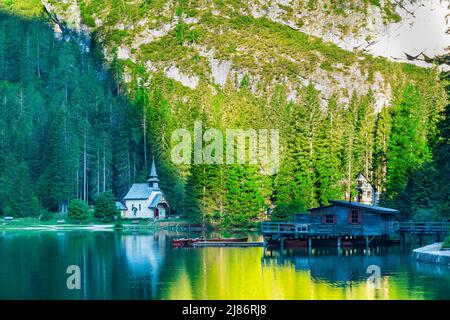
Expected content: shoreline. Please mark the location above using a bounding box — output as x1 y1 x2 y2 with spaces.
0 224 117 231
412 243 450 266
0 219 258 232
0 217 259 232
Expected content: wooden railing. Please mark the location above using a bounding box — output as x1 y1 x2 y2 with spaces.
261 221 449 236
261 222 345 235
261 222 309 234
396 222 449 234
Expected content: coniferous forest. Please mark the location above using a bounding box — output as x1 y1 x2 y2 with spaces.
0 12 145 216
0 7 449 226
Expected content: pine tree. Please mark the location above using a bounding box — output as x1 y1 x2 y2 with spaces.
0 156 36 217
314 98 343 205
273 85 321 219
386 85 430 200
94 190 118 221
183 165 203 223
432 88 450 219
373 106 391 195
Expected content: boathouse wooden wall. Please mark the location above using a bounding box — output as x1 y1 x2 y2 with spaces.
307 204 395 236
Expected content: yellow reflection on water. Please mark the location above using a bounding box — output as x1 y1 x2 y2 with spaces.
164 247 429 300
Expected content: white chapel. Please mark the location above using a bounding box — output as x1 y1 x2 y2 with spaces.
119 158 170 219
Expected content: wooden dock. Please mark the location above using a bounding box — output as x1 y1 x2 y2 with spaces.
192 241 264 248
397 221 449 245
396 222 449 235
261 221 450 248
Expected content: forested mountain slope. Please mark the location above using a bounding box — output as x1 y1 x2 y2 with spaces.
0 0 448 224
0 10 144 215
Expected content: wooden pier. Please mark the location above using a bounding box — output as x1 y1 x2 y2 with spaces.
397 222 449 245
261 201 449 249
261 221 450 248
261 222 382 248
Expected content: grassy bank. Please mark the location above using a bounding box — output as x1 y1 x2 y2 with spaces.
0 216 262 232
443 236 450 249
0 216 201 231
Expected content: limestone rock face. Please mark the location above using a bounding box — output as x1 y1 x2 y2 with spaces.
38 0 448 107
246 0 449 69
41 0 91 52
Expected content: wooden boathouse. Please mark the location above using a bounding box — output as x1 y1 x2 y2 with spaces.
261 200 399 248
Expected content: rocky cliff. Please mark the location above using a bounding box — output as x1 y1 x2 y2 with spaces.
34 0 449 109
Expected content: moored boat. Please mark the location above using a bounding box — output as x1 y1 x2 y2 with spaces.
204 237 248 243
172 237 203 247
172 237 248 247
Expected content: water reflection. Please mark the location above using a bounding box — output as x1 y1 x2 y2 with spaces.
121 232 164 298
0 231 448 300
262 247 402 284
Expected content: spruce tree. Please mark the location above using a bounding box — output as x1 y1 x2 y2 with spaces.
94 190 118 221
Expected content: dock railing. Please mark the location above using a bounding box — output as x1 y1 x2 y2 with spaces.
396 221 449 234
261 221 449 237
261 222 338 236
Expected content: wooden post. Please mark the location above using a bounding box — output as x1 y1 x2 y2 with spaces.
337 236 341 248
280 237 284 250
365 236 369 248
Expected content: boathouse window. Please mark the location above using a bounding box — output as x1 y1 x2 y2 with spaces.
323 214 335 224
349 209 362 224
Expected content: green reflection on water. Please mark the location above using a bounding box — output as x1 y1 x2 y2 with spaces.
0 230 448 299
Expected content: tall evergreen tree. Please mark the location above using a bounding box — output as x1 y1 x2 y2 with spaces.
314 98 344 205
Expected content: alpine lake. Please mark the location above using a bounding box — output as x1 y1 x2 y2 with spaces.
0 230 448 299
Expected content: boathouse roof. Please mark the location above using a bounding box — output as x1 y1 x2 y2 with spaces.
328 200 399 214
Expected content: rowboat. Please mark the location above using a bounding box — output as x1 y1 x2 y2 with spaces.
172 238 203 247
172 237 248 247
202 237 248 243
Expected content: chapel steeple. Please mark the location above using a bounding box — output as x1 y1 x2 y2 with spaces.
147 156 159 189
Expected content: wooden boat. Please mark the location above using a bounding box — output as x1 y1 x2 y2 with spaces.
203 237 248 243
172 238 203 247
172 237 248 247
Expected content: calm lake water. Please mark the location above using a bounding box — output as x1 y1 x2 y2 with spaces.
0 230 448 300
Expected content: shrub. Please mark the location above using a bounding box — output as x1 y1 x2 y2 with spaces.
39 210 54 221
2 205 14 218
68 199 89 222
114 214 123 229
443 236 450 249
94 191 119 221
